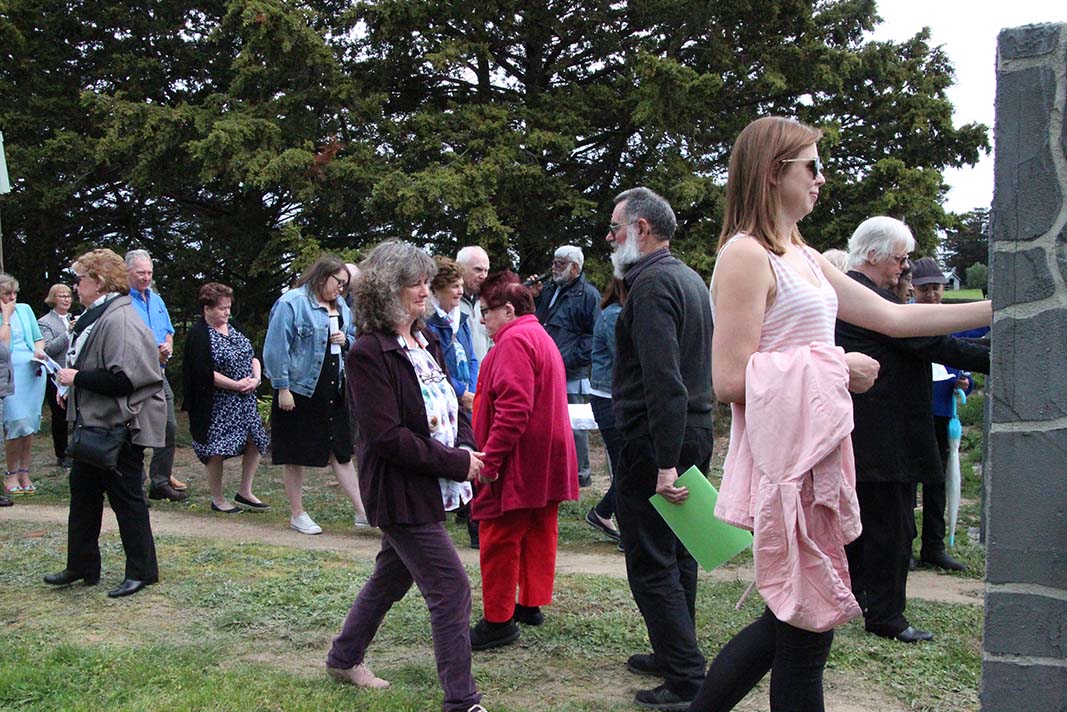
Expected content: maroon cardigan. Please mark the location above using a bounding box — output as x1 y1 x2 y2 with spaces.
347 328 474 527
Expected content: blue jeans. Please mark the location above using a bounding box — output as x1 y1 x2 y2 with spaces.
590 395 621 518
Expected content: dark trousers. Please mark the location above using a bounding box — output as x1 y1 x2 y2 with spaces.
66 443 159 582
45 379 69 460
914 416 950 557
147 378 176 488
616 428 712 696
590 395 622 519
327 522 480 712
690 607 834 712
845 482 913 636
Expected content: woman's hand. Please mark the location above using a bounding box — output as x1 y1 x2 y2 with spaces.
845 352 880 394
57 368 78 387
466 450 486 482
328 330 346 346
459 391 475 410
0 299 14 321
278 388 295 411
237 376 260 394
656 467 688 504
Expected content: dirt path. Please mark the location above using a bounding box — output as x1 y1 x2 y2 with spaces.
2 503 984 606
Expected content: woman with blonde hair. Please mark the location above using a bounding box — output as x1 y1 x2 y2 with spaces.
39 283 76 466
1 272 46 496
46 248 166 597
693 116 991 710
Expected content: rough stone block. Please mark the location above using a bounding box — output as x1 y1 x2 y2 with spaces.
985 591 1067 658
993 66 1060 243
982 660 1067 711
993 247 1055 309
991 312 1067 421
998 24 1061 59
986 431 1067 588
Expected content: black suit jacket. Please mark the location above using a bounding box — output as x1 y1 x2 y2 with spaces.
835 271 990 484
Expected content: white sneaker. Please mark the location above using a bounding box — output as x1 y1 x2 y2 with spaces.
354 512 371 528
467 705 488 712
290 512 322 535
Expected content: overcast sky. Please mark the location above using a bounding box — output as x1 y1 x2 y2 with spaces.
869 1 1061 214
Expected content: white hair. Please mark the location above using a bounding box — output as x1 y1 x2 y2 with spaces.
554 245 584 270
455 245 488 266
847 217 916 269
124 249 153 268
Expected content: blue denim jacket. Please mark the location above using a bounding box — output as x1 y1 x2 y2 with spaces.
263 286 355 398
590 303 621 394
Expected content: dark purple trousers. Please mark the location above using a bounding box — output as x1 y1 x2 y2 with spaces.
327 521 480 712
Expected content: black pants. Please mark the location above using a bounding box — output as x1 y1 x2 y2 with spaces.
615 428 712 696
845 482 913 636
67 442 159 582
690 607 834 712
914 416 950 558
45 379 68 460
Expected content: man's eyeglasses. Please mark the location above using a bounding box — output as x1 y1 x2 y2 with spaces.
780 156 823 179
551 258 571 268
609 220 638 238
330 274 349 290
891 253 910 267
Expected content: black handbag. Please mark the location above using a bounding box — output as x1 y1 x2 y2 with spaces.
68 419 128 470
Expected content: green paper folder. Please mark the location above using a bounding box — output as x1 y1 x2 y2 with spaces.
649 466 753 571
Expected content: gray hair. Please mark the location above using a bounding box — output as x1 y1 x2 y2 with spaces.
352 241 437 334
821 248 849 272
847 217 916 269
614 187 677 241
0 273 18 294
124 249 153 268
455 245 488 266
554 245 584 270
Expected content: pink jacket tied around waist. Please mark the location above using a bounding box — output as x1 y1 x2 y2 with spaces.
715 342 863 632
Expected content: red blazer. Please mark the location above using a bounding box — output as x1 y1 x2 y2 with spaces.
472 314 578 520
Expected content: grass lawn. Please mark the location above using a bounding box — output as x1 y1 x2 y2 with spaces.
0 405 989 711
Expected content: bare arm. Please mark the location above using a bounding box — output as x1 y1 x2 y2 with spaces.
710 239 773 404
817 252 992 336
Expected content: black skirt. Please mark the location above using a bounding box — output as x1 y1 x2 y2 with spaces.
270 350 352 467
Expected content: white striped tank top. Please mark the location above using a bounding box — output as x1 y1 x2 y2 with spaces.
711 235 837 352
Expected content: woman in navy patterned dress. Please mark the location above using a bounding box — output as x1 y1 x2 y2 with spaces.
183 283 269 513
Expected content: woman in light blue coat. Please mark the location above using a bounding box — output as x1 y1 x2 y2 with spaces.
1 273 46 496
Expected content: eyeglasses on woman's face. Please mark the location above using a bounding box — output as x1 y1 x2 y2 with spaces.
330 274 349 291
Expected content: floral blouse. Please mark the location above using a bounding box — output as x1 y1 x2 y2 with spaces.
399 332 473 511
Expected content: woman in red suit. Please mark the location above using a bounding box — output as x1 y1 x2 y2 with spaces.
469 270 579 650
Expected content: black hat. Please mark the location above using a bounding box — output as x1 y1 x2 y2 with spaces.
910 257 947 286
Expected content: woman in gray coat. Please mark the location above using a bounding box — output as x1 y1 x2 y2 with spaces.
45 249 167 598
38 283 75 466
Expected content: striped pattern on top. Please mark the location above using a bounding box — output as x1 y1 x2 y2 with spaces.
711 235 838 352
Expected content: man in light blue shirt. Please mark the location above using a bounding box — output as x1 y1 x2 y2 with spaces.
126 249 188 502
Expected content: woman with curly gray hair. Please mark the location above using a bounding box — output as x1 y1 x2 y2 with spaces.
326 241 487 712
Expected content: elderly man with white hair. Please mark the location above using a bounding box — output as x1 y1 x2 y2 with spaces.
455 246 490 361
532 245 600 488
835 217 988 644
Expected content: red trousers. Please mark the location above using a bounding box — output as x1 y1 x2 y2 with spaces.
478 502 560 623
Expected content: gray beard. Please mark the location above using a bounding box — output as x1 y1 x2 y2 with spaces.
611 229 644 278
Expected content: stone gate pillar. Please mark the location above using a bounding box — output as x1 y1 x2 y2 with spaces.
984 22 1067 712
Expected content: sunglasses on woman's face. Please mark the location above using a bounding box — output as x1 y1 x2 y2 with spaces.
780 156 823 179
